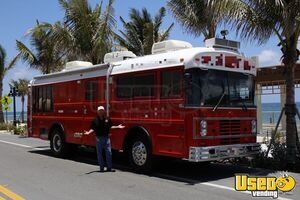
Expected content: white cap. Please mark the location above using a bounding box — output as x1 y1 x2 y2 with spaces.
97 106 105 111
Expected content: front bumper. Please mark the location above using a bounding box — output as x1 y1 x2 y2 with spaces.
189 143 260 162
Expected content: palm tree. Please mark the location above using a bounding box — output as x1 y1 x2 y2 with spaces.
0 44 18 123
167 0 228 40
49 0 116 64
115 7 174 56
226 0 300 168
17 0 115 71
16 21 65 74
11 79 30 123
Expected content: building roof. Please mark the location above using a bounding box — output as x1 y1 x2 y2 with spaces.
256 63 300 86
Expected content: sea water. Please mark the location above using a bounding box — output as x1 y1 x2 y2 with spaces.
262 102 300 124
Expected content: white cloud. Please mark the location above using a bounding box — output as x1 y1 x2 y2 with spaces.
258 49 281 67
2 66 40 94
10 67 39 81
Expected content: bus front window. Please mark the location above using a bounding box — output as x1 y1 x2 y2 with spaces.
184 68 255 108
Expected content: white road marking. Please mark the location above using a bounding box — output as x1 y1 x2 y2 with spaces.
0 139 48 151
201 182 292 200
0 138 295 200
154 173 294 200
201 182 239 191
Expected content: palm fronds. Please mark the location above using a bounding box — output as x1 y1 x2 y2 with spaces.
0 44 18 122
167 0 222 39
115 7 174 56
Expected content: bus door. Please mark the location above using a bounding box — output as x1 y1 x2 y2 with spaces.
156 69 186 157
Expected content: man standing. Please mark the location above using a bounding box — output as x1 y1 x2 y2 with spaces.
84 106 124 172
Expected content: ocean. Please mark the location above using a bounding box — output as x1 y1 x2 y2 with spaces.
2 103 300 124
2 111 25 123
262 102 300 124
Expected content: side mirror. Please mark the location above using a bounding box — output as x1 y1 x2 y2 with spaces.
184 72 192 91
184 72 191 81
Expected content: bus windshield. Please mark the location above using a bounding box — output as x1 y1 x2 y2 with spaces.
185 68 255 108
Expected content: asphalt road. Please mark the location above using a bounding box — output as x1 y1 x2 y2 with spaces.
0 132 299 200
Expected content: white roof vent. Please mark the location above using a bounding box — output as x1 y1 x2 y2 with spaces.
205 38 240 51
152 40 192 54
63 61 93 71
104 51 136 63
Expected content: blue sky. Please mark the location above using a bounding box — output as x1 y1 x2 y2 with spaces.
0 0 299 111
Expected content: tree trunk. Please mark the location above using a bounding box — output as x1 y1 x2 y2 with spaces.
284 49 298 169
0 81 4 123
21 95 25 123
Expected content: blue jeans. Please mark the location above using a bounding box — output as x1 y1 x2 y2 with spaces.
95 136 112 170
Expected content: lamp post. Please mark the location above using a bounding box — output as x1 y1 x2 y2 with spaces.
8 86 19 126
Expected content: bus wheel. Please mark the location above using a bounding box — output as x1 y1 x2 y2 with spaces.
50 129 70 158
128 135 152 172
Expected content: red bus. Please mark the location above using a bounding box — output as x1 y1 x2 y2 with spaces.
27 38 260 171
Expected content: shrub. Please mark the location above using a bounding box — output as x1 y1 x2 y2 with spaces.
0 123 15 131
273 130 285 144
13 124 27 136
251 143 287 170
228 141 300 172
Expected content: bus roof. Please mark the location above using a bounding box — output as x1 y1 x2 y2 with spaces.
110 47 257 75
31 63 109 86
31 46 256 86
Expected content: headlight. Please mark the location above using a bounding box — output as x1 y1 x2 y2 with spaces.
200 120 207 136
251 120 256 134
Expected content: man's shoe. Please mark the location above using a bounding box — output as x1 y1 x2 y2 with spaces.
99 168 105 173
107 168 116 172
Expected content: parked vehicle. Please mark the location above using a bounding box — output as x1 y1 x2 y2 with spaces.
27 38 260 171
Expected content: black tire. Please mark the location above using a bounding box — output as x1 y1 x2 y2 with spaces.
128 134 152 172
50 129 71 158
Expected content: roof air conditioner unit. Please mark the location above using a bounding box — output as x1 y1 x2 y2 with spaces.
104 51 136 63
152 40 192 54
63 61 93 71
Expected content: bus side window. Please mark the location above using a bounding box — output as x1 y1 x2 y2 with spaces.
38 87 43 112
161 70 182 97
117 74 155 99
45 87 53 112
116 77 133 99
33 86 53 113
85 81 97 101
42 86 47 111
133 75 154 97
32 87 37 112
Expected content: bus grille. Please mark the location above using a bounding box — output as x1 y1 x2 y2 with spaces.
219 120 241 145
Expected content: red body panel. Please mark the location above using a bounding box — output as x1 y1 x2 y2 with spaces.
28 65 257 159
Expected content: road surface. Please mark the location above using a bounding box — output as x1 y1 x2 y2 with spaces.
0 132 299 200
